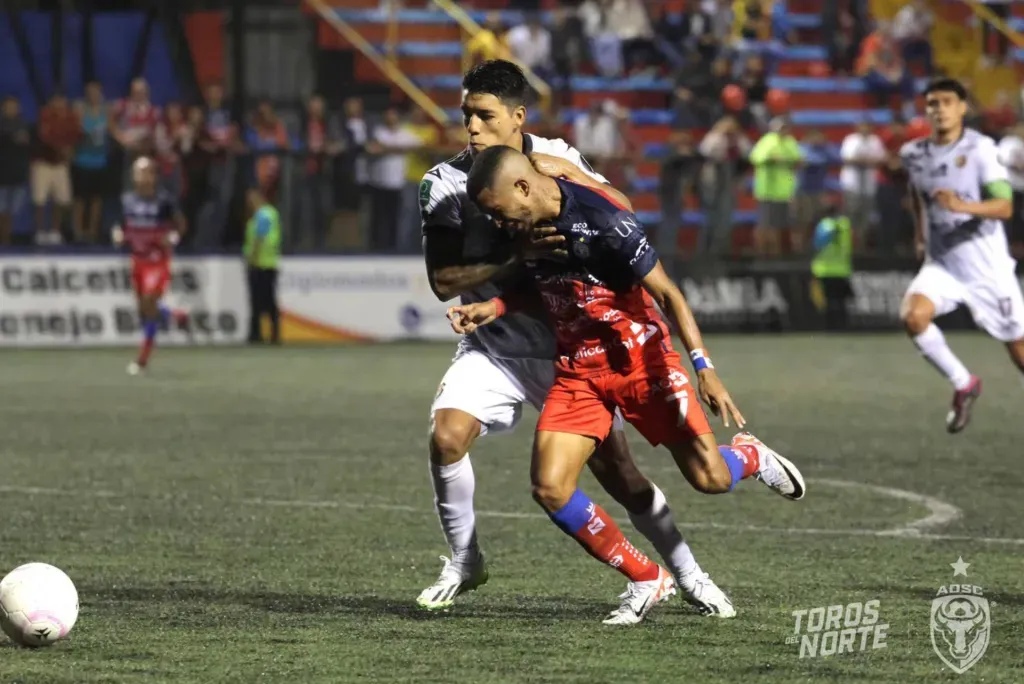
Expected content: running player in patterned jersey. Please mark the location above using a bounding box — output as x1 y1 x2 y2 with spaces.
899 78 1024 432
419 60 735 622
113 157 188 375
449 146 806 623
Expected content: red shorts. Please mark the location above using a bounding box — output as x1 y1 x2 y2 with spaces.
537 355 712 446
132 260 170 297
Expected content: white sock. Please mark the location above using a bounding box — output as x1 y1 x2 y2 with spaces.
429 455 478 566
626 484 700 581
913 324 972 390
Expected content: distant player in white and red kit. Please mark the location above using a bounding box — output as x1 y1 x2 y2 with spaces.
113 157 188 375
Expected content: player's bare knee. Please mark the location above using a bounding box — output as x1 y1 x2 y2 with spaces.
429 411 479 466
901 298 933 336
531 479 572 513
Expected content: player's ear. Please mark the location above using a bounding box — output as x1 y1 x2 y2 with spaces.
515 178 529 197
511 104 526 128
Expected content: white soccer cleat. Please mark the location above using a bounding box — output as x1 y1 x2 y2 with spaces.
733 432 806 501
415 553 488 611
602 566 675 626
126 361 143 376
677 571 736 618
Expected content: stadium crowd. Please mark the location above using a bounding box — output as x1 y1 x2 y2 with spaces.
1 0 1023 258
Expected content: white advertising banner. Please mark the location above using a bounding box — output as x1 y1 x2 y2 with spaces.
275 257 459 343
0 255 459 347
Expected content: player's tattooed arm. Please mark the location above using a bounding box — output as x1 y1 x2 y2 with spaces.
529 153 634 211
424 225 566 301
640 261 746 428
909 186 926 259
423 224 518 301
932 183 1012 221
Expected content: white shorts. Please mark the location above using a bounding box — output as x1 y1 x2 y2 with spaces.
430 346 625 437
905 263 1024 342
30 162 72 206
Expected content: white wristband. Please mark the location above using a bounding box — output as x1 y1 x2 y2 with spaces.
690 348 714 371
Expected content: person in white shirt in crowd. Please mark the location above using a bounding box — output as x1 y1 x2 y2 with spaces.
839 121 887 250
572 100 622 176
892 0 934 74
997 123 1024 252
367 106 423 251
504 14 553 81
698 115 752 256
579 0 654 76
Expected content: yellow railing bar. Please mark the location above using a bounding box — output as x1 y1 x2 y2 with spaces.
306 0 449 126
430 0 553 113
963 0 1024 48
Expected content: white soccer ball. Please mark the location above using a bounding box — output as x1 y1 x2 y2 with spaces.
0 563 79 647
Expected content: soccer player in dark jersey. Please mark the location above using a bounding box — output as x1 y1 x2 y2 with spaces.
113 157 188 375
448 146 807 624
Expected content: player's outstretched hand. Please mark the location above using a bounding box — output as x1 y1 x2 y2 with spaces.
696 369 746 429
447 302 499 335
517 225 567 262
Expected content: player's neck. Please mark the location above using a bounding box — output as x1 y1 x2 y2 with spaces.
510 132 525 153
933 126 963 146
536 176 563 222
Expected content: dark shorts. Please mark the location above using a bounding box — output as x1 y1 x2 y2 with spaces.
72 165 117 199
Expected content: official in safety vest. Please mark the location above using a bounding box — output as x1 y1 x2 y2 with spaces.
243 188 282 344
811 204 853 331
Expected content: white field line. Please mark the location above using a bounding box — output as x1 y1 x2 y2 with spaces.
2 479 1017 545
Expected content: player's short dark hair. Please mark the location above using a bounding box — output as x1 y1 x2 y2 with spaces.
923 78 968 101
462 60 529 108
466 145 519 201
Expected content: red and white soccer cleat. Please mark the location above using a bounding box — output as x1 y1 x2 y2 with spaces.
732 432 806 501
602 566 675 626
946 375 982 434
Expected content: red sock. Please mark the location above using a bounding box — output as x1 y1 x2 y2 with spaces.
138 337 154 367
171 308 188 325
567 503 661 582
733 444 760 478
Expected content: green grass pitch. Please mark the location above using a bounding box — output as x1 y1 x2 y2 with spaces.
1 334 1022 683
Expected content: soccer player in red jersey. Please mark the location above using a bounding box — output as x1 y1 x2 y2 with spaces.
113 157 188 375
448 146 807 624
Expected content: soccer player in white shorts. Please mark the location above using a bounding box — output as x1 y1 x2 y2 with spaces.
900 78 1024 433
417 60 734 622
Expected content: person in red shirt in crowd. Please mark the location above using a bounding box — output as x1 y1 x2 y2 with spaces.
111 78 161 163
33 93 81 245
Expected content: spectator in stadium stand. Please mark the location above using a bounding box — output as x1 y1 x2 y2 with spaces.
33 92 80 246
401 107 440 253
0 95 30 246
824 4 864 76
996 123 1024 255
672 50 717 128
154 102 186 202
856 22 917 120
550 7 587 109
338 97 369 248
875 117 913 256
572 100 620 178
738 55 769 129
658 129 702 256
365 106 423 251
243 187 282 345
698 115 752 256
980 0 1011 64
795 129 831 254
246 101 290 204
982 91 1018 138
466 14 505 68
505 13 554 82
298 94 343 251
749 116 802 257
111 78 159 182
892 0 934 75
180 105 214 250
839 120 886 252
198 82 237 250
71 81 113 245
810 200 854 331
579 0 656 77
